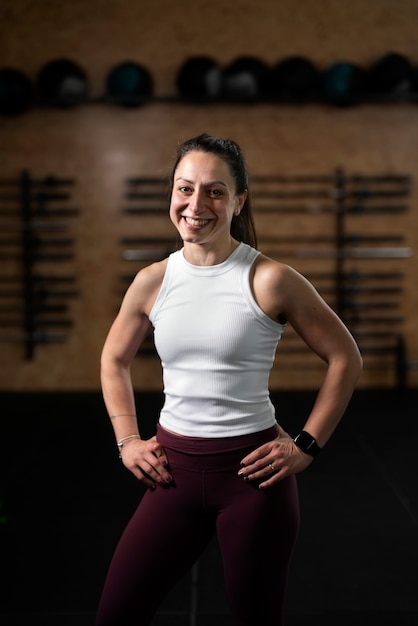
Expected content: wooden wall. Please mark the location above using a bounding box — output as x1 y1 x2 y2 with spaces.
1 0 418 391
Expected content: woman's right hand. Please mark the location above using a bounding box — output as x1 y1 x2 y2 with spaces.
120 436 173 489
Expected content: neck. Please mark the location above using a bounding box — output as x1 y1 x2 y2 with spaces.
182 238 240 266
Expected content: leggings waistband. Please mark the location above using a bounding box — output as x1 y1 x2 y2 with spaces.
156 423 279 471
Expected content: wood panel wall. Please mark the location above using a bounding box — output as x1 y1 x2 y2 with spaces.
1 0 418 391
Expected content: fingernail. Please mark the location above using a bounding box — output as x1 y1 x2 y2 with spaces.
161 459 167 466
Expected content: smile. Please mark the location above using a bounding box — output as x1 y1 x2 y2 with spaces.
184 216 210 227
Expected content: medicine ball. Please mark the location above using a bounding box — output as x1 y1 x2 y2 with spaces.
222 56 270 100
366 52 415 95
322 61 366 105
0 68 33 115
268 56 320 100
177 56 222 99
37 59 88 107
106 61 153 106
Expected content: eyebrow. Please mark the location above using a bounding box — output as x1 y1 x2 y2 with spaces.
175 177 228 188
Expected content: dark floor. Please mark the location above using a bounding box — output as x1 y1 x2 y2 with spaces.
0 389 417 625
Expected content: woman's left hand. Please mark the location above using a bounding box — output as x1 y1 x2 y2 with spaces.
238 425 314 489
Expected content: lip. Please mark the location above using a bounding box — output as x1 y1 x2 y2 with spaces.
182 216 210 229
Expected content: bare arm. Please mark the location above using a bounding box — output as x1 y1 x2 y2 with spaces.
240 259 363 487
100 261 173 488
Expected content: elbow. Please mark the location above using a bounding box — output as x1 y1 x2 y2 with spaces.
100 346 130 380
349 343 363 384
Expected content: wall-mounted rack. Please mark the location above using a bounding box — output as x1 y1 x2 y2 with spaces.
0 171 79 358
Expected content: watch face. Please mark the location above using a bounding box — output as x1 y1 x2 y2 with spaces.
295 431 320 456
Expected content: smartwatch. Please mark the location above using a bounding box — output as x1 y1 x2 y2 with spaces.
293 430 321 458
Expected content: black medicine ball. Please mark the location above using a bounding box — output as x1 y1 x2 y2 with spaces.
322 61 366 104
366 52 415 95
268 56 320 100
0 68 33 115
37 59 88 107
177 56 222 99
222 56 270 100
106 61 153 106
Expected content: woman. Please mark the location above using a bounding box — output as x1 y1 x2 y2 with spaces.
96 133 362 625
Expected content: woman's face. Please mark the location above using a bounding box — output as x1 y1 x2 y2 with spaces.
169 150 247 245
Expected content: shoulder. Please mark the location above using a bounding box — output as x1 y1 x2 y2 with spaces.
133 257 169 288
123 257 169 316
251 253 321 323
252 253 304 291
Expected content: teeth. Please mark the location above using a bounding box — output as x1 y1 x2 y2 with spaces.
185 217 208 226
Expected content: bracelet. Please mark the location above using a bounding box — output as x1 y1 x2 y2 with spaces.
110 413 137 420
117 434 140 458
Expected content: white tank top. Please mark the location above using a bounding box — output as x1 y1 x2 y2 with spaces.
148 242 286 437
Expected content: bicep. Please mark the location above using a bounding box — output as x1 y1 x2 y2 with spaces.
102 280 154 367
102 308 153 367
281 270 357 363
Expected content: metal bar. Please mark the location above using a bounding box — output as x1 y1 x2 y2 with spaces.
125 192 168 200
305 271 405 282
253 204 408 214
0 331 67 342
258 234 405 244
319 285 403 296
2 222 68 232
126 177 168 185
296 247 412 259
123 249 170 261
0 192 70 202
0 252 74 261
348 204 409 214
0 303 68 313
0 288 79 299
0 274 76 284
123 207 169 214
252 174 334 184
120 236 178 245
0 236 73 247
0 176 74 187
340 301 400 310
349 174 411 184
0 318 73 327
0 207 79 217
344 315 404 324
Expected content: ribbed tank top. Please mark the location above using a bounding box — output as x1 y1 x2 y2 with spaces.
148 242 286 437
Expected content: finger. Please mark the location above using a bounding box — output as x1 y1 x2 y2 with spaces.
154 447 170 468
259 470 284 489
142 458 173 486
240 442 271 467
150 447 172 482
130 466 157 490
238 455 284 481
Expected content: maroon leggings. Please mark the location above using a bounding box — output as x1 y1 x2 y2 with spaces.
96 424 300 626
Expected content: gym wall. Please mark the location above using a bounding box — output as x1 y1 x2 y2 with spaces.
1 0 417 391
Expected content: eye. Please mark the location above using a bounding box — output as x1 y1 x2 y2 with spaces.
178 185 191 193
209 188 223 197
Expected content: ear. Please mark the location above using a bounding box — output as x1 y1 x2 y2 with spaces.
235 189 248 215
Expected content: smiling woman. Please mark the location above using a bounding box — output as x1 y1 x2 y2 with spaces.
169 133 258 251
96 133 362 626
169 150 248 261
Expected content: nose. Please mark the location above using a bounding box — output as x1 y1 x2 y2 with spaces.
188 189 205 215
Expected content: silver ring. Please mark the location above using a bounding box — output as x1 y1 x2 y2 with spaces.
268 463 275 472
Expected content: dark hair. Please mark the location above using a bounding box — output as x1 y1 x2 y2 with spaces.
170 133 257 247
